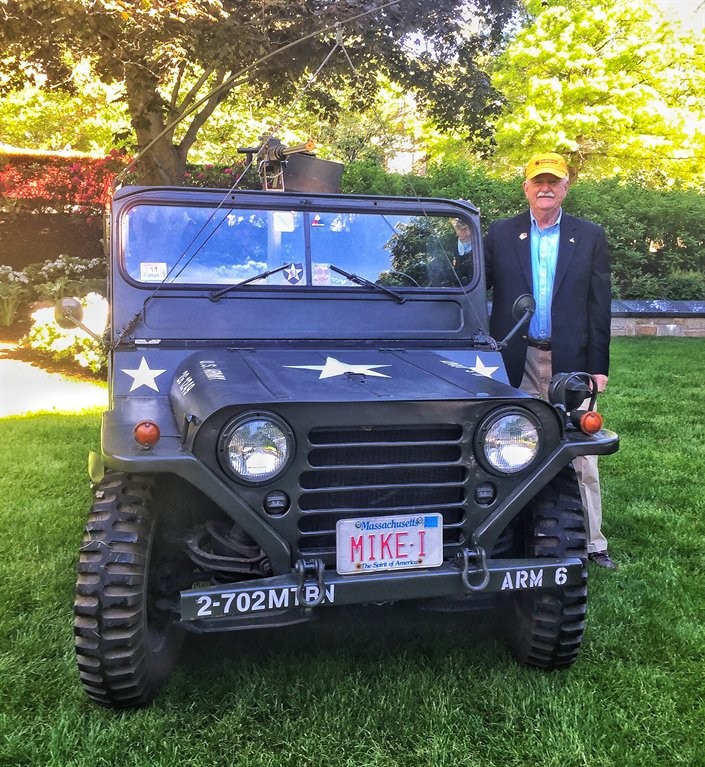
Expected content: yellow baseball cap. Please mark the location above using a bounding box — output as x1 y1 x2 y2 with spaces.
525 152 569 180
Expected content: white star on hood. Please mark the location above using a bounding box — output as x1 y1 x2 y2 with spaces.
122 356 167 392
469 356 499 378
285 356 391 379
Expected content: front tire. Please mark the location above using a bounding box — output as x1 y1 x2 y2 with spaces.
506 466 588 670
74 472 183 708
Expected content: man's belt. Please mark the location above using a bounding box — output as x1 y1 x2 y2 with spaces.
527 338 552 351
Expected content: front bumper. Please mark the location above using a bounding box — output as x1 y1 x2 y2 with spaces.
180 554 584 632
98 396 619 577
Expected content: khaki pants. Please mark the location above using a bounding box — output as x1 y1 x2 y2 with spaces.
520 347 608 554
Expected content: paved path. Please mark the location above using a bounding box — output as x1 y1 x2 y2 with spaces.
0 343 107 418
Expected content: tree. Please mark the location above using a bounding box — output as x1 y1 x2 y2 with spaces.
0 0 520 184
489 0 705 186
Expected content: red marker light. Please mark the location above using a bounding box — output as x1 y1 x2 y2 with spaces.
134 420 161 448
579 410 603 435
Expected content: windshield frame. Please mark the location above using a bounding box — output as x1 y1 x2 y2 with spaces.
115 188 482 296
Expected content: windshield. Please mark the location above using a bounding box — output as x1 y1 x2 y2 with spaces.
121 204 476 289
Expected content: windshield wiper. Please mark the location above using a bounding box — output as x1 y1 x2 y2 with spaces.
209 262 407 304
328 264 406 304
209 263 293 302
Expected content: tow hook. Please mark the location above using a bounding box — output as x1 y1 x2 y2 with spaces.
295 558 326 607
458 546 491 592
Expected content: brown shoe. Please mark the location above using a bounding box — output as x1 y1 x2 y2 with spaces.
588 550 617 570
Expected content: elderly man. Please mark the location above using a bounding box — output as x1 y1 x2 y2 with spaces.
484 152 616 569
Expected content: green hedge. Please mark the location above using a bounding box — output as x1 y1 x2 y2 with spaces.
343 160 705 300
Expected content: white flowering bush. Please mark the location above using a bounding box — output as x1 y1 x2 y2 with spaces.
20 292 109 373
23 255 106 301
0 265 31 326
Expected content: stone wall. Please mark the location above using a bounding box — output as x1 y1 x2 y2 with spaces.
611 316 705 337
610 300 705 338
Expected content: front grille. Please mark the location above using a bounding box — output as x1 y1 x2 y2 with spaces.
297 424 467 557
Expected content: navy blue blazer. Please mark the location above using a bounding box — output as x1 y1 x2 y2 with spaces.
484 211 611 388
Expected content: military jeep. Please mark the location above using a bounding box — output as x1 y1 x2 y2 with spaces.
71 153 618 708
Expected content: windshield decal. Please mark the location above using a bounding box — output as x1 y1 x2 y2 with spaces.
140 262 168 281
312 263 331 285
284 263 304 284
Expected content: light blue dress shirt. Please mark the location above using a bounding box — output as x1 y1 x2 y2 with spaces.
457 239 473 256
528 211 561 341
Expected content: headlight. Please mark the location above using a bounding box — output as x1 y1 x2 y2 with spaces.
219 413 293 484
477 409 540 474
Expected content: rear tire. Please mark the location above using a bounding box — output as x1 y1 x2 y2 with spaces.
506 466 588 670
74 472 183 708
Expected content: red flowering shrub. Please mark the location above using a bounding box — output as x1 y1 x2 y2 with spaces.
0 148 128 212
181 160 257 189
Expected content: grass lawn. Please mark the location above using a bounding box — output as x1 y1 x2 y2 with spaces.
1 337 703 767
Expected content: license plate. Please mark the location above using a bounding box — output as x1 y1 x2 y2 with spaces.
336 513 443 575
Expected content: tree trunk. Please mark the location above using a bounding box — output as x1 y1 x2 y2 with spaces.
124 65 188 185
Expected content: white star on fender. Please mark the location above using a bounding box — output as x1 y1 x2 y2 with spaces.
285 357 391 379
122 356 167 392
469 356 499 378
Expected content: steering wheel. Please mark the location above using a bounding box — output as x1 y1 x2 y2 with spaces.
377 270 421 288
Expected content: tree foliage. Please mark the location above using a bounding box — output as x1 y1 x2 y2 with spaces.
0 0 520 183
0 61 131 154
489 0 705 186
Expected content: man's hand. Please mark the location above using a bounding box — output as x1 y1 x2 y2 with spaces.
593 374 608 393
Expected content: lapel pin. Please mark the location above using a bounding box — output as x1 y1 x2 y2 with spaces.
570 237 575 243
519 232 528 240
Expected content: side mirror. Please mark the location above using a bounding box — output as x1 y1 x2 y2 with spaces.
54 297 104 344
55 297 84 330
496 294 536 349
511 294 536 323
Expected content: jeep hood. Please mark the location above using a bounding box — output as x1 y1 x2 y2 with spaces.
169 348 524 426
